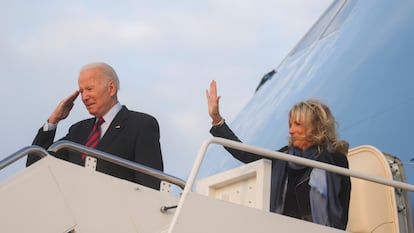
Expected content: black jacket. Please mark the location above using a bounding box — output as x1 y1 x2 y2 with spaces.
210 122 350 230
27 106 164 190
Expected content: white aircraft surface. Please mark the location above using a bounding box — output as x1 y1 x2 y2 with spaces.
1 0 413 232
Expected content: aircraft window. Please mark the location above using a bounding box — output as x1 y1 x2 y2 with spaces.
255 70 276 92
289 0 346 55
322 0 357 38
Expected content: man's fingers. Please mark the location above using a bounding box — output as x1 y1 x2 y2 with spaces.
63 90 80 105
69 90 80 101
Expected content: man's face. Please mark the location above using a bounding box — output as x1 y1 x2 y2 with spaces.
78 68 116 117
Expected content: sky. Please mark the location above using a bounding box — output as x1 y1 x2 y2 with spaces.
0 0 331 183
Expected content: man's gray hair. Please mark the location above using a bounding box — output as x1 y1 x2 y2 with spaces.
80 62 120 90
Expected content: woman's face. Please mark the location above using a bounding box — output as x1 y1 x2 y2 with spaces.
289 118 314 151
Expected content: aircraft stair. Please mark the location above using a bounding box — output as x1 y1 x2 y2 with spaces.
0 138 412 233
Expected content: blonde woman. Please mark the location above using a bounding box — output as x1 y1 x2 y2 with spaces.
206 80 350 230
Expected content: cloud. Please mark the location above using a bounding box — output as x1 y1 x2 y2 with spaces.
14 1 331 57
0 0 332 182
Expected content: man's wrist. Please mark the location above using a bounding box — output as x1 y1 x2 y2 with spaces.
47 117 59 125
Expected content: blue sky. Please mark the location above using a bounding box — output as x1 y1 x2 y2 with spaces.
0 0 331 182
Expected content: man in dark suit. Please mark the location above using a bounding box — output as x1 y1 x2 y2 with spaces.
27 62 163 190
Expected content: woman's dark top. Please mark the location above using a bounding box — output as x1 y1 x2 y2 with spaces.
210 122 351 230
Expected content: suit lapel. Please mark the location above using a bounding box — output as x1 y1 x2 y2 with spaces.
97 106 129 150
79 118 96 145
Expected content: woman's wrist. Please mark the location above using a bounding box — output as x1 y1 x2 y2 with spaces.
212 118 225 127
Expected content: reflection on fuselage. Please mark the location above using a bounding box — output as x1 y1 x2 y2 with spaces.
200 0 414 222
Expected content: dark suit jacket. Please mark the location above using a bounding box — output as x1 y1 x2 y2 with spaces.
27 106 164 190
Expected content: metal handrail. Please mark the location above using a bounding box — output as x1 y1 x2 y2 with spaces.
193 137 414 191
48 140 186 189
167 137 414 233
0 145 49 170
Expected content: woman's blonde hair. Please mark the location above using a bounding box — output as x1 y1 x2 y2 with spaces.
288 99 349 155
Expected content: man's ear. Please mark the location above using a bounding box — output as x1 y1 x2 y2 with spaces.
109 80 117 96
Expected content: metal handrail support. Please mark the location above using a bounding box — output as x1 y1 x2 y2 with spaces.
48 140 186 189
0 145 49 170
167 137 414 233
194 137 414 192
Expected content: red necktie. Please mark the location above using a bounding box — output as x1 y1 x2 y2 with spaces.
82 117 105 160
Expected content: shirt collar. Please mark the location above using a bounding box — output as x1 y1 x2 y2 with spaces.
101 102 122 124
